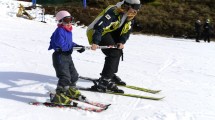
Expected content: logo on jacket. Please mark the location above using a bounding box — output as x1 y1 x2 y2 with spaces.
105 14 111 20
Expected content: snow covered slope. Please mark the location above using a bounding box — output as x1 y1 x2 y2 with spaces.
1 0 215 120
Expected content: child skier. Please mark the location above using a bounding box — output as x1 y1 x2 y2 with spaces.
48 10 85 105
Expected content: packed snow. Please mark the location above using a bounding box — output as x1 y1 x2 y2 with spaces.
0 0 215 120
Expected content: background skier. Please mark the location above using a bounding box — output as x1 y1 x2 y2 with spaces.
41 8 46 23
32 0 36 8
194 19 201 42
48 10 85 105
203 19 213 43
86 0 141 93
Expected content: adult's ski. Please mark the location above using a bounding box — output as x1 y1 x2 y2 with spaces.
29 101 106 112
117 85 161 94
77 86 164 100
79 76 161 94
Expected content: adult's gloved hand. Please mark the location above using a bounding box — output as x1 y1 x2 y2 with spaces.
76 45 85 53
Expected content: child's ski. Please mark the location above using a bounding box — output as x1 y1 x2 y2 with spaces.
29 101 107 112
46 86 111 109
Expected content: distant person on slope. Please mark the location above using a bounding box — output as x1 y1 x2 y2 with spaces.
86 0 141 93
194 19 201 42
203 19 213 43
48 10 85 105
32 0 36 8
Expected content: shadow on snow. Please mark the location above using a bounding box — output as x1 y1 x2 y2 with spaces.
0 71 57 103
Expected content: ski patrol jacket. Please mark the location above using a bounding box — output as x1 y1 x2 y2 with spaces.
48 27 77 52
87 5 134 45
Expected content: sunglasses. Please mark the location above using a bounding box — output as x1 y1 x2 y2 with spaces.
62 16 73 24
124 1 141 11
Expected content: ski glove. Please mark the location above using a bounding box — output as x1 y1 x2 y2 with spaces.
76 45 85 53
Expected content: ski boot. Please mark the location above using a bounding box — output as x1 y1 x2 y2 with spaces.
97 77 124 93
65 86 86 101
111 74 126 85
50 86 72 105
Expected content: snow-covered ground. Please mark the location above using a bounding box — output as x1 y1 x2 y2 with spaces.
1 0 215 120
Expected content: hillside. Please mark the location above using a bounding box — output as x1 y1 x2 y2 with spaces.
40 0 215 39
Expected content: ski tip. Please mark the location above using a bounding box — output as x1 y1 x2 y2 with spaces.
161 96 165 99
156 90 162 93
155 96 165 100
151 90 162 94
104 104 111 110
98 104 111 110
106 104 111 108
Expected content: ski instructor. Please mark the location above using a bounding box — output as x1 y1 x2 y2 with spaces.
86 0 141 93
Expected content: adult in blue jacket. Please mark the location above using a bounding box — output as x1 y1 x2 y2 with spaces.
48 10 85 105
